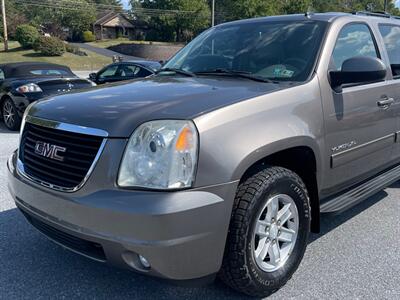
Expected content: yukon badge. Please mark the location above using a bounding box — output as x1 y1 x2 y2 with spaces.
34 141 66 162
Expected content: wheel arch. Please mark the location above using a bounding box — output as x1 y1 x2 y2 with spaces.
234 139 321 233
0 93 12 106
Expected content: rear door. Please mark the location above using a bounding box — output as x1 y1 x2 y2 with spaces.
378 23 400 162
320 22 397 193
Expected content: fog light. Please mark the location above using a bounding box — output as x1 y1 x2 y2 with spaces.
139 255 150 269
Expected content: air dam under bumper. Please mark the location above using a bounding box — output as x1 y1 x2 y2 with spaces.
7 151 238 281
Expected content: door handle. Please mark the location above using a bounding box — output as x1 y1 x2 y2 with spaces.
377 97 395 109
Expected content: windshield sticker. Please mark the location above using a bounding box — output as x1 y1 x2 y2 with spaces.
273 68 295 78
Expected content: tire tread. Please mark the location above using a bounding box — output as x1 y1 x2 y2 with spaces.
219 166 309 297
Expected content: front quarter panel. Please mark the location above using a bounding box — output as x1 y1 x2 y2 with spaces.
193 77 325 188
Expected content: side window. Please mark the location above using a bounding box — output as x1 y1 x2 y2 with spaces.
0 69 4 80
98 65 118 79
136 68 152 77
379 24 400 78
119 65 139 77
331 23 378 70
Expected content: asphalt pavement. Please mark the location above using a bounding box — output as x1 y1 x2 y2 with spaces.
0 123 399 299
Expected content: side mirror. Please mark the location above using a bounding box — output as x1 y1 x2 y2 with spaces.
89 73 97 81
329 56 387 93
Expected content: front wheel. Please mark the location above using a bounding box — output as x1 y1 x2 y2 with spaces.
220 167 311 297
2 98 21 131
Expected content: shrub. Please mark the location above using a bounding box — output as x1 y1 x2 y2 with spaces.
15 24 39 49
66 43 79 53
65 43 87 56
33 36 65 56
82 31 95 42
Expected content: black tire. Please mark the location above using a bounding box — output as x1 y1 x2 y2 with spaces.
220 166 311 297
2 98 21 131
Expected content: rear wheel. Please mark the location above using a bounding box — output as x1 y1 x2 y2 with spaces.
220 166 311 297
2 98 21 131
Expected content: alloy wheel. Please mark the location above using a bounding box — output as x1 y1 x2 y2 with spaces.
252 194 299 272
3 101 16 129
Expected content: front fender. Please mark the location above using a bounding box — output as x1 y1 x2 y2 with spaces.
193 77 324 189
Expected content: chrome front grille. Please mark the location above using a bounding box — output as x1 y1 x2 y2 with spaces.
18 117 107 192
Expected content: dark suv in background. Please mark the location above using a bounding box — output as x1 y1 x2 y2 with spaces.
8 12 400 297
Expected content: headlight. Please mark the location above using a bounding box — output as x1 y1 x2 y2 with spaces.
118 120 198 189
16 83 43 93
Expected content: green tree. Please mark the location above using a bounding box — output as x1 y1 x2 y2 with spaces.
93 0 124 11
19 0 96 41
131 0 210 42
218 0 400 21
0 0 28 39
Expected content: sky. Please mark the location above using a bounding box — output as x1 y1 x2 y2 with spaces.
121 0 131 9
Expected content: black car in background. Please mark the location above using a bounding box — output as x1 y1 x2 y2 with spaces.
89 61 161 85
0 62 94 130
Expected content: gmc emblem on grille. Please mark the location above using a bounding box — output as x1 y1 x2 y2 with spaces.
34 141 66 162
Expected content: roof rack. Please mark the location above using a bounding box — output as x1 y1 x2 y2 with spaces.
353 11 400 20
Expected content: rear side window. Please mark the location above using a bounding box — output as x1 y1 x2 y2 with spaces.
379 24 400 78
331 23 378 70
119 65 140 77
0 69 4 80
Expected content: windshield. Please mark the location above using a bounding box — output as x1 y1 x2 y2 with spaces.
164 20 327 82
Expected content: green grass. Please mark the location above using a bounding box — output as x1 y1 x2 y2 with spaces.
88 39 181 49
0 41 112 71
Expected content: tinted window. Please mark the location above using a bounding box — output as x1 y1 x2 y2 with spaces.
332 23 378 70
120 65 140 77
164 21 327 82
136 68 152 77
379 24 400 77
119 65 152 78
98 65 118 79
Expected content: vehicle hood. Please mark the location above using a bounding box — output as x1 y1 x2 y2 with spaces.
29 76 283 137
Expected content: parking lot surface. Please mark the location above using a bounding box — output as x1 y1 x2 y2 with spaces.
0 123 399 299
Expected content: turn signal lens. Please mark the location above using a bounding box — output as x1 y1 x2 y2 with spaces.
176 127 194 152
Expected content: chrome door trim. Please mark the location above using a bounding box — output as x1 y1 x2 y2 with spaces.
331 133 395 168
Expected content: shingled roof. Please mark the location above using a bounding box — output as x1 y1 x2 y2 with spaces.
94 12 135 28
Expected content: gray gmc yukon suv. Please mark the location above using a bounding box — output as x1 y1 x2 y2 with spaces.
7 12 400 297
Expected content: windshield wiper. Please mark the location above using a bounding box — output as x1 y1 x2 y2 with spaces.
194 69 275 83
156 68 196 77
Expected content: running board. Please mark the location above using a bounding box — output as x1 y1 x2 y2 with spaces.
320 164 400 213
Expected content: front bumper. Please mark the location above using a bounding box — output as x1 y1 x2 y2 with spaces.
7 149 238 281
